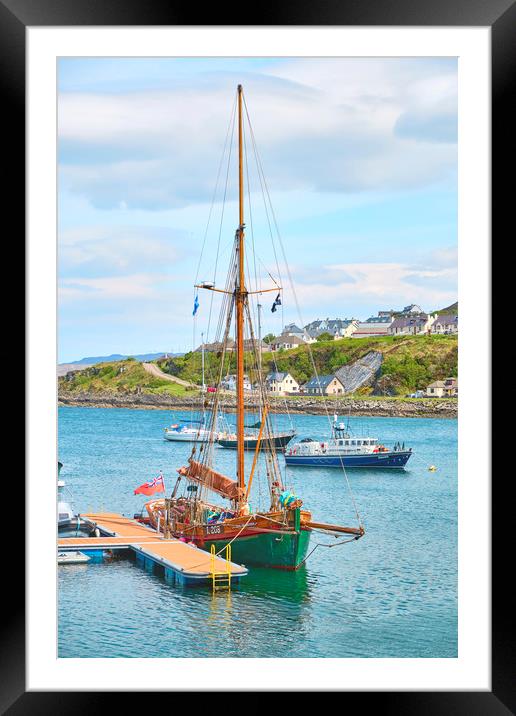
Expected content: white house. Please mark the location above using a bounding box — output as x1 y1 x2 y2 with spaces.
426 377 458 398
265 372 300 395
303 374 346 395
389 314 435 336
304 318 359 340
426 380 446 397
221 374 252 392
401 304 424 315
431 314 458 334
270 334 305 351
281 323 312 342
352 315 393 338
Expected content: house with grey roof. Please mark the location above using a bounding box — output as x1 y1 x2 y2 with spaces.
352 314 393 338
221 373 252 392
389 313 435 336
265 371 300 395
270 334 305 351
431 314 458 334
281 323 309 340
401 304 424 314
304 318 358 340
303 374 346 395
196 338 267 353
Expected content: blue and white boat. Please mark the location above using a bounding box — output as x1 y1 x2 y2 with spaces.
284 417 413 468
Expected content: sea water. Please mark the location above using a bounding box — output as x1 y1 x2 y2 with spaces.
58 406 457 658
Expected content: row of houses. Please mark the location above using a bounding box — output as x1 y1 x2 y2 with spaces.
195 305 457 355
221 371 344 395
221 371 458 398
269 305 457 351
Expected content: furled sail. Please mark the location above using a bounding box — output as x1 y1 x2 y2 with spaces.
178 459 245 502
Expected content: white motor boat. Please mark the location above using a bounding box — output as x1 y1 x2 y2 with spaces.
58 551 90 565
57 461 83 530
163 420 220 442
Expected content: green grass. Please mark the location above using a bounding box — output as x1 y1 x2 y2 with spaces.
59 360 194 397
157 334 457 396
60 334 458 398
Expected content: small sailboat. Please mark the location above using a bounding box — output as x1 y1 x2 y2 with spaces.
141 85 364 569
163 335 222 442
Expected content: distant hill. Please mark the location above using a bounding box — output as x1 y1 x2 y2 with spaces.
58 335 458 398
58 359 192 397
433 301 458 315
65 351 183 366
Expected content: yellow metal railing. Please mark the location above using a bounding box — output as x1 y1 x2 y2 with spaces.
210 543 232 591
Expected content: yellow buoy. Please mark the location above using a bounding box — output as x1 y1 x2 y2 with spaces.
428 465 437 472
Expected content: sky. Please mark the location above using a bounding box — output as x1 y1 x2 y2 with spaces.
58 57 457 363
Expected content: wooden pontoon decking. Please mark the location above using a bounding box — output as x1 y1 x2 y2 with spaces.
58 512 247 583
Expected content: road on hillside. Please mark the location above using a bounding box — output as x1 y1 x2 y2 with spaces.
142 362 198 388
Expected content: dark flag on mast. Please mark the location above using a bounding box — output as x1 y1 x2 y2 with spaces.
271 293 281 313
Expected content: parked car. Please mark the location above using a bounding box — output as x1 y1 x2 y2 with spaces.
206 386 217 393
406 390 425 398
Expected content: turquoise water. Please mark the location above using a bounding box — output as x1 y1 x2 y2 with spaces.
58 406 457 658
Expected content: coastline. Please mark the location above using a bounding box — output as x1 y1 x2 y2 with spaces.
58 391 457 418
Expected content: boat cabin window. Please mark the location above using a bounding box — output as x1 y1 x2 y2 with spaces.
351 440 356 445
339 440 343 445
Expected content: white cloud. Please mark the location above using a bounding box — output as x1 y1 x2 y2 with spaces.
59 273 170 301
287 258 457 314
59 225 190 277
58 59 457 210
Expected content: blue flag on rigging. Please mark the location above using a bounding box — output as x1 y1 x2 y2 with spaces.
271 292 281 313
193 293 199 316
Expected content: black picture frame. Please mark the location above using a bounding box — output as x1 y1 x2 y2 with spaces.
8 0 510 710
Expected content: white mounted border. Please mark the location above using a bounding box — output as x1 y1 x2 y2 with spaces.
27 26 490 691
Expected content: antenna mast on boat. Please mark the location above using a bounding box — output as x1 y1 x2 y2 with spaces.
236 84 246 502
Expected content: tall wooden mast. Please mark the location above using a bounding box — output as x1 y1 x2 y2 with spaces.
236 84 246 501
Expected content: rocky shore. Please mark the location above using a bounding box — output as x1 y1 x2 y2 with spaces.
58 390 457 418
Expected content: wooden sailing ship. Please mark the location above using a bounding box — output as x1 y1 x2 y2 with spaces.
142 85 364 569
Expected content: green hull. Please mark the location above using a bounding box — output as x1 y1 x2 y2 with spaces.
203 529 311 570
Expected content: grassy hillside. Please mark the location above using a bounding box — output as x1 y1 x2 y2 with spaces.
433 301 458 315
59 359 194 397
157 334 457 396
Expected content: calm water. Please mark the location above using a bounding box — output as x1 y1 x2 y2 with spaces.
58 406 457 658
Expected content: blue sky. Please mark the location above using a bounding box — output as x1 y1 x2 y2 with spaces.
58 57 457 362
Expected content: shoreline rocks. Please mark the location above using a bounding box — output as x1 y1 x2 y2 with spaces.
58 390 457 418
